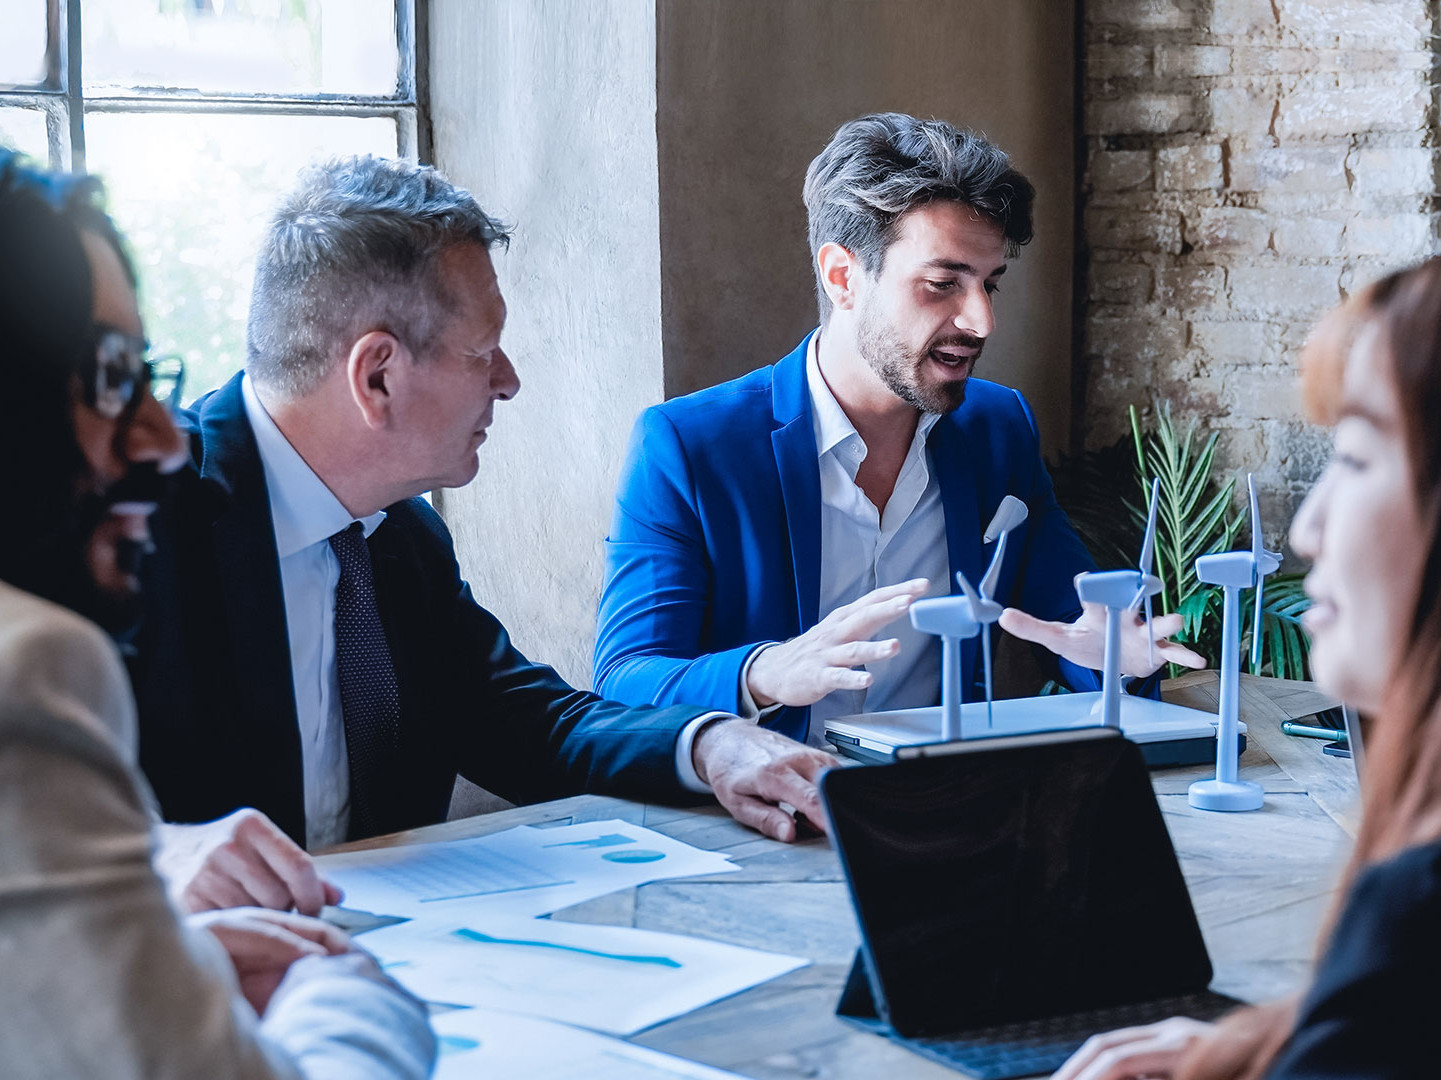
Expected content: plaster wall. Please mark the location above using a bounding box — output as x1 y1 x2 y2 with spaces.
656 0 1078 454
429 0 663 684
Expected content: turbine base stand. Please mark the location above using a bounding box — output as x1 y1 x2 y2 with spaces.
1187 778 1264 812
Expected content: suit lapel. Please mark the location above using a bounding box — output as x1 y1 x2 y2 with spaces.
770 336 822 629
195 376 307 841
930 416 985 690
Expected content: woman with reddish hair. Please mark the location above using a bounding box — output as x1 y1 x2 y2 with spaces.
1055 258 1441 1079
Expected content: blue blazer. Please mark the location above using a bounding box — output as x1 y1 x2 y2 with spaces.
594 333 1101 744
130 374 709 844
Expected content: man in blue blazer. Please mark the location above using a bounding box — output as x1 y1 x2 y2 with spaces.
595 114 1201 746
133 157 835 914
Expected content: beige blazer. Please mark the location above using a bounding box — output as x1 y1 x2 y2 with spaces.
0 580 435 1079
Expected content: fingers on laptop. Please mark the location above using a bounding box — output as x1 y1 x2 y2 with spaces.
1051 1016 1213 1080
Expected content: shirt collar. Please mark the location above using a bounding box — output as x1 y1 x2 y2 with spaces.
804 332 943 462
240 374 386 559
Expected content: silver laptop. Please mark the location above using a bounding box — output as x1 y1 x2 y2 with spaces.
825 692 1246 769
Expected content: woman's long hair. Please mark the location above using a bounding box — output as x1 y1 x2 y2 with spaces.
0 151 138 615
1179 257 1441 1079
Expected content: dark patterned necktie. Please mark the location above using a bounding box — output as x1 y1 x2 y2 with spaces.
329 522 400 840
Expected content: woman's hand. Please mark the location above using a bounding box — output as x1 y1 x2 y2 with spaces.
1050 1017 1216 1080
189 907 351 1015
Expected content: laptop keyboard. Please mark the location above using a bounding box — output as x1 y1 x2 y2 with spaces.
910 991 1238 1080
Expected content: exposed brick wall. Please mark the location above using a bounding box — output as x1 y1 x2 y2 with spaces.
1078 0 1439 542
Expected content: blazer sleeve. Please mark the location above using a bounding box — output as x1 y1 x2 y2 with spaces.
1266 842 1441 1078
0 606 435 1080
397 501 710 804
593 406 763 714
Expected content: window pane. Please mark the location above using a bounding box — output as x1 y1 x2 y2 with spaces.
0 0 49 86
84 0 400 97
0 106 49 160
85 112 398 400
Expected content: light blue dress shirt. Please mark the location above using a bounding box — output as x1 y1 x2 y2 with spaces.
241 375 386 849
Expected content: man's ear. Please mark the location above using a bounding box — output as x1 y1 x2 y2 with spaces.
817 242 861 313
345 330 407 430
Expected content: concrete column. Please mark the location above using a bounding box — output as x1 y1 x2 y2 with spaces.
429 0 664 684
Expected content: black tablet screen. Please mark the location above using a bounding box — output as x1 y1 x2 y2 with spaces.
823 734 1214 1037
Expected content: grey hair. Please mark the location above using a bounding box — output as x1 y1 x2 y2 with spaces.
802 113 1035 322
246 155 510 398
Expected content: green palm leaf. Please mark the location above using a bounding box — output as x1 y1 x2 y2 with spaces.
1129 403 1243 622
1240 573 1312 680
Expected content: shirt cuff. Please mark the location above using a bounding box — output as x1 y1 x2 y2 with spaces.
736 642 782 719
675 711 736 793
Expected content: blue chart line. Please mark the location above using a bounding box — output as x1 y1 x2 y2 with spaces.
541 832 635 849
452 927 683 968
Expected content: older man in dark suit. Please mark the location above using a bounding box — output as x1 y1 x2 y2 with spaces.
137 156 833 915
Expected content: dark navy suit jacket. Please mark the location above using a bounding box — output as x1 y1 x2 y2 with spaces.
131 374 707 844
594 332 1101 744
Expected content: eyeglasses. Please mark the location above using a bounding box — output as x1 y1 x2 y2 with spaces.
86 327 186 420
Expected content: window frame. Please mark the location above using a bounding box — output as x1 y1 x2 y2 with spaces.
0 0 431 169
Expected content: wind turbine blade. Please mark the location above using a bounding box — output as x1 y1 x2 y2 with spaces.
1145 593 1155 671
1127 479 1161 614
1252 576 1265 671
983 495 1028 543
982 626 994 728
979 531 1009 601
1248 473 1262 565
955 568 983 610
1139 477 1160 576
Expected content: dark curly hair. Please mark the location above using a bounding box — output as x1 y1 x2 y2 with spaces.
802 113 1035 323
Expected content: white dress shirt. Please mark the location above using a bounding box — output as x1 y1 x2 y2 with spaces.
242 375 386 850
802 335 950 744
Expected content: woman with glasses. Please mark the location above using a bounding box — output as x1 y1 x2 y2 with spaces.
1054 259 1441 1079
0 151 435 1077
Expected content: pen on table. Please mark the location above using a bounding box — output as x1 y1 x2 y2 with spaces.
1281 721 1348 743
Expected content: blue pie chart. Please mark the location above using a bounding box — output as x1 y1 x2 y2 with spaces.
602 849 665 863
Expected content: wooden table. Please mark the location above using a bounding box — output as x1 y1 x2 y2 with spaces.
328 673 1357 1079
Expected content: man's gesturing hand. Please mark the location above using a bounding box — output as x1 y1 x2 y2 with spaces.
156 808 343 917
692 719 836 842
746 578 930 708
189 906 351 1015
999 602 1206 678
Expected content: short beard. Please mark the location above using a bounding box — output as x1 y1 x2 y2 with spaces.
855 298 976 415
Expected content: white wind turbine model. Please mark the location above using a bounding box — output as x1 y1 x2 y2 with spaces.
909 496 1028 739
1188 474 1279 812
1073 478 1164 731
